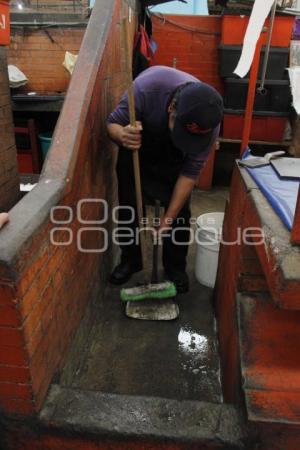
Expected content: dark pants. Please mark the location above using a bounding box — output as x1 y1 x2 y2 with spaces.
116 133 191 273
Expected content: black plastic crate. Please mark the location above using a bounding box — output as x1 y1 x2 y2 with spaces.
218 45 289 79
224 78 292 112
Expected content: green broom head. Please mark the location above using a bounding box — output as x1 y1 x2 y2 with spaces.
120 281 177 302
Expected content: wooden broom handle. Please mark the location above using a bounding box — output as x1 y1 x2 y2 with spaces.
122 18 149 278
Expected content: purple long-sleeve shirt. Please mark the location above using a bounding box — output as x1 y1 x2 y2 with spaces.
107 66 219 179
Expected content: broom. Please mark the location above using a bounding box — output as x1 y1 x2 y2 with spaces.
119 18 176 304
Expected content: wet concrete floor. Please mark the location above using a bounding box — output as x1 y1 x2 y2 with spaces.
61 188 228 403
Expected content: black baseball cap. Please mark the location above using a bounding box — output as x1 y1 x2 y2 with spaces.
171 82 223 155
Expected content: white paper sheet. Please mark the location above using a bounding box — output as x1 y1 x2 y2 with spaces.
288 67 300 114
233 0 275 78
20 183 37 192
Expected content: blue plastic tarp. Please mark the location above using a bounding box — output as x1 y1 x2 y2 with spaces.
242 149 299 231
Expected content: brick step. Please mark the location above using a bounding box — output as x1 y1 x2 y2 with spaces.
36 385 247 450
238 293 300 425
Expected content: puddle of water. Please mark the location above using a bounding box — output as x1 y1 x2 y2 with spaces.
178 327 209 358
178 327 211 375
178 327 213 398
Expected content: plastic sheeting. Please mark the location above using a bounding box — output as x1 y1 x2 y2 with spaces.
8 65 28 88
242 149 299 230
63 52 78 75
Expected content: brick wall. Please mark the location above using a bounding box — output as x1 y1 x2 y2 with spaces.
30 0 88 5
8 27 86 93
151 14 223 94
11 0 89 13
0 0 134 416
0 47 19 211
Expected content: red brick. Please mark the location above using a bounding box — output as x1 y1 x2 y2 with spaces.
23 299 44 343
18 285 40 322
29 342 49 396
40 299 56 337
0 306 21 327
18 252 55 320
0 327 24 348
0 397 35 415
0 382 33 400
25 321 43 359
0 284 18 307
34 374 52 412
0 48 19 209
0 365 31 384
18 247 50 297
0 0 124 419
0 345 28 367
151 15 223 93
7 28 85 93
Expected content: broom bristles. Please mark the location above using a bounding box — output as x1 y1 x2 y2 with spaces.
120 281 176 302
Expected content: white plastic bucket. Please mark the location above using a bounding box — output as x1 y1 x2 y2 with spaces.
195 212 225 288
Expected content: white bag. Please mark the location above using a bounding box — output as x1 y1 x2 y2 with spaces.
7 65 28 88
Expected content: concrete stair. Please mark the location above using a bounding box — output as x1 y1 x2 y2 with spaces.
37 384 247 450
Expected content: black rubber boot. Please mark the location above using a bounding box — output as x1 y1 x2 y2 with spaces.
164 268 189 294
109 259 142 285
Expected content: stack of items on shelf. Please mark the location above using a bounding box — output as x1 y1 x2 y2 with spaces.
218 13 295 142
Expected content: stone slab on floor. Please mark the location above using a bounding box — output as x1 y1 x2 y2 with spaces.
40 384 246 448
